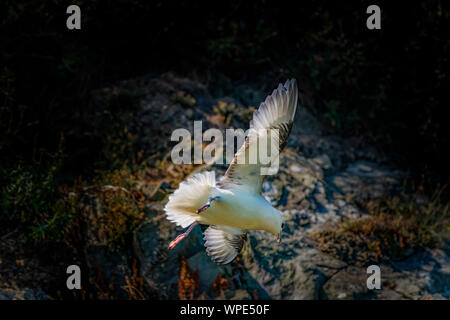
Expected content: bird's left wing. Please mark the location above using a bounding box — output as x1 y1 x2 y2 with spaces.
218 79 299 194
203 225 247 265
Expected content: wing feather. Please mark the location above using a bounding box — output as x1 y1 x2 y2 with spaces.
203 225 247 265
218 78 299 193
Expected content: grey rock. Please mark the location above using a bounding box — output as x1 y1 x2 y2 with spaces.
106 74 447 300
322 266 374 300
0 287 47 300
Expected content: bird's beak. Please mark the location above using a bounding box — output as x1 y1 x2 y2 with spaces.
276 232 282 244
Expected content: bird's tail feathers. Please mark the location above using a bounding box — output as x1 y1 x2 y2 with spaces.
165 171 216 228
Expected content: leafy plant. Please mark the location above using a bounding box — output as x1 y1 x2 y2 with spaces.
1 138 76 243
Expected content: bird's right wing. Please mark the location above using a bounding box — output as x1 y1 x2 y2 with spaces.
218 79 298 194
203 225 247 265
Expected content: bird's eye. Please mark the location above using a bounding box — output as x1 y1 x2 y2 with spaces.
281 223 285 228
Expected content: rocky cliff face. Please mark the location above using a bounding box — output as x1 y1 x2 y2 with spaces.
1 73 447 300
127 74 448 300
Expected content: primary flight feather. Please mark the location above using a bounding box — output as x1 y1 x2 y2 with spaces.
165 79 299 264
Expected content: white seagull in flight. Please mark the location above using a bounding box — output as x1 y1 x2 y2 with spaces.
165 79 299 264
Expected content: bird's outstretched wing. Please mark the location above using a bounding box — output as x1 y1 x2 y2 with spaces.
203 225 247 265
218 79 298 194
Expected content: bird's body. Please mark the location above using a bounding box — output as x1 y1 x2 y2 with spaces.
197 187 281 233
165 79 299 264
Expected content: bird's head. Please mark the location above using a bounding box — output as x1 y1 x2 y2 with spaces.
276 221 285 244
275 218 285 244
266 209 284 244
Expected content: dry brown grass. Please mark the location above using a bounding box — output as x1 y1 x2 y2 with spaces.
121 260 145 300
177 256 199 300
311 185 449 265
213 273 231 295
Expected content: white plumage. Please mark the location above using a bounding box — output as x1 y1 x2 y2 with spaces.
165 79 299 264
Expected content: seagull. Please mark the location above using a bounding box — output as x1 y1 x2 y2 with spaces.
165 79 299 264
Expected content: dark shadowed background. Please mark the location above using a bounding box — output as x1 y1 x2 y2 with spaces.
0 0 449 300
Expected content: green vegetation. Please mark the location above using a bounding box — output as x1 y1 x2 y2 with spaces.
0 137 76 244
90 167 145 245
